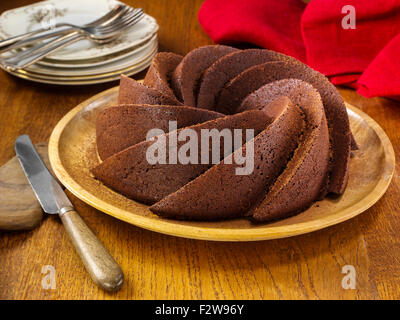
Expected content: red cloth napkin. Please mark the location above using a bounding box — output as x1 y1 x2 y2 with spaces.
198 0 307 61
198 0 400 98
357 34 400 98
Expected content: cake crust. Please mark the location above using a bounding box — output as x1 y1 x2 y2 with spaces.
143 52 183 100
119 74 182 106
196 49 283 109
171 45 237 106
96 104 223 160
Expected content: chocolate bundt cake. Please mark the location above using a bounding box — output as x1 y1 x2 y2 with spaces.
92 45 356 222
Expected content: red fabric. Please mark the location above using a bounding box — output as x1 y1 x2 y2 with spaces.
198 0 307 61
198 0 400 99
357 33 400 97
330 74 361 86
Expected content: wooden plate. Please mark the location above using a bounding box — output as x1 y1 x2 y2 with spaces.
48 86 395 241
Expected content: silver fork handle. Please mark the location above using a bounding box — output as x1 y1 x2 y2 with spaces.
5 30 82 63
0 27 76 54
0 23 74 50
3 32 86 71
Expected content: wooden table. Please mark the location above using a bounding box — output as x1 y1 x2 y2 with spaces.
0 0 399 300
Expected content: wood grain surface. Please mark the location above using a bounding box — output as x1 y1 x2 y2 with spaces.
0 0 399 300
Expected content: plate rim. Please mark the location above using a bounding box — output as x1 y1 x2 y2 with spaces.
38 34 157 69
48 87 396 241
1 48 156 85
20 40 158 79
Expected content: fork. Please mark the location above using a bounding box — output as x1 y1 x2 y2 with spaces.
2 9 144 71
0 4 126 52
3 6 138 60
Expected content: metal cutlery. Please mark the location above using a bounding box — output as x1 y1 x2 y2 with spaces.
2 8 144 71
15 135 124 292
0 4 126 52
3 7 138 60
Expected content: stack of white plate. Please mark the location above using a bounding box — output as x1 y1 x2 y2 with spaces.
0 0 158 85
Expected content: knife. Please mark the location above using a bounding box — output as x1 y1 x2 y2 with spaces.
15 135 124 292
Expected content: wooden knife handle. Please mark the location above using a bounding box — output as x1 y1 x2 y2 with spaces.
60 209 124 292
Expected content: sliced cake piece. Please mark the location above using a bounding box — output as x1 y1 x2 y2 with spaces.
150 96 306 220
96 104 224 160
92 110 270 205
171 45 238 106
219 61 351 195
119 74 182 105
216 61 284 114
240 79 330 221
231 61 351 195
196 49 284 109
143 52 183 100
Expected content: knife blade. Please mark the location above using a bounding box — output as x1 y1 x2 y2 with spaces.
15 134 59 214
14 135 124 292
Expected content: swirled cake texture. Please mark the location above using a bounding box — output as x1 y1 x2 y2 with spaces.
92 45 355 222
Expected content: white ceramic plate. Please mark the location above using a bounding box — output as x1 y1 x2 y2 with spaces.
0 0 159 61
25 35 157 76
3 45 157 85
37 34 155 68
